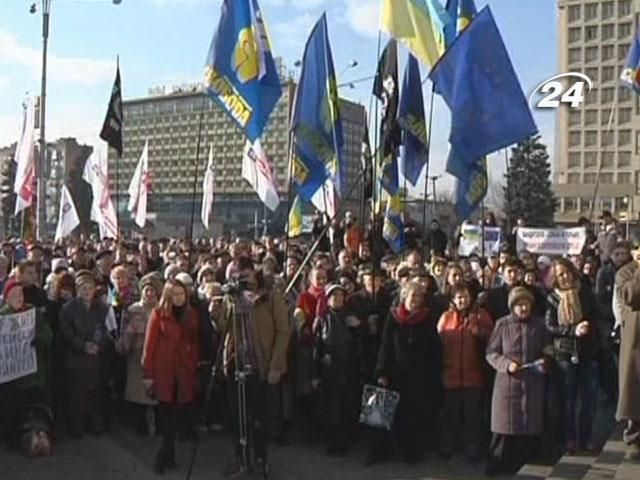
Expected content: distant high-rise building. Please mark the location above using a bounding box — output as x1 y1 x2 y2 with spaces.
555 0 640 224
110 76 366 237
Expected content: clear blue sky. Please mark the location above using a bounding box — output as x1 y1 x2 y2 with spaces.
0 0 557 197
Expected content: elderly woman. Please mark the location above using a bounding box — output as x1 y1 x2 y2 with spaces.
60 271 112 438
486 287 551 475
375 281 443 464
116 275 162 436
546 258 600 453
142 279 200 474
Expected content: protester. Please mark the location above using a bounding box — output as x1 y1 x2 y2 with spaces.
546 258 600 453
486 287 551 475
142 278 200 474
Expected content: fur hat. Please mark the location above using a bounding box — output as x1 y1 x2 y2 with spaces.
325 284 346 298
175 272 194 287
139 273 163 295
508 286 535 312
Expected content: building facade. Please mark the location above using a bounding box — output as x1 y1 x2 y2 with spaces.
555 0 640 224
109 70 366 238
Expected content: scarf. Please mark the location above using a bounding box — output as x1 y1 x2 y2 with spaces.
555 282 582 326
395 304 429 326
306 284 328 319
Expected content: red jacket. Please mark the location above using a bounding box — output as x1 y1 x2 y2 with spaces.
142 306 200 403
437 307 493 390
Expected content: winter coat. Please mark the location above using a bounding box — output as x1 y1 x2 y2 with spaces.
596 262 618 326
116 302 157 406
486 314 550 435
545 280 600 362
614 262 640 421
437 307 493 390
59 297 111 377
142 306 200 404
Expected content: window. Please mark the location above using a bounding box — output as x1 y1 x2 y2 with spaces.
602 151 614 167
602 45 615 61
584 173 597 184
568 5 581 22
568 173 580 184
585 26 598 41
620 88 632 102
586 88 598 104
585 47 598 62
585 67 598 83
565 198 578 212
619 0 632 17
585 152 598 168
569 48 581 63
602 88 614 103
584 110 597 125
619 44 630 61
619 130 632 146
602 108 614 125
600 173 614 184
618 172 632 184
619 23 632 39
619 152 632 167
569 110 581 126
601 66 615 82
619 108 631 124
568 152 581 168
585 130 598 146
602 1 614 19
569 27 582 43
601 24 614 40
602 131 614 146
585 3 598 20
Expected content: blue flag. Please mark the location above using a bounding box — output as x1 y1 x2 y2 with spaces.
204 0 282 143
291 14 346 201
621 25 640 94
429 6 537 180
444 0 477 48
383 194 405 254
398 54 428 186
454 156 487 220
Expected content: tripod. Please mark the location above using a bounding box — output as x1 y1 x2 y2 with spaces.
184 291 268 480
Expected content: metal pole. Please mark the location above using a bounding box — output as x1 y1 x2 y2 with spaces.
420 84 436 258
504 148 511 232
37 0 51 241
188 96 207 270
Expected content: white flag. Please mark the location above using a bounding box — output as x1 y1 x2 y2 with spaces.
82 154 118 239
201 144 215 230
127 140 150 228
13 98 37 215
54 185 80 241
311 178 338 220
242 140 280 212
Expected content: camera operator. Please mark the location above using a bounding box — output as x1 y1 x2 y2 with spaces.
222 256 290 477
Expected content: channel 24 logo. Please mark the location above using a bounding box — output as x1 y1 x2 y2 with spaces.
529 72 593 109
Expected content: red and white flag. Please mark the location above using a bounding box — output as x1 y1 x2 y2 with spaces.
311 178 338 220
13 98 37 215
127 140 151 228
242 140 280 211
54 185 80 242
201 144 215 230
82 154 118 239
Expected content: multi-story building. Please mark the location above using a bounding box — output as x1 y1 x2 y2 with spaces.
110 74 366 238
555 0 640 224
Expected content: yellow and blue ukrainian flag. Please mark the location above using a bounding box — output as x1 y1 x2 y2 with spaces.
288 195 303 237
383 194 405 254
204 0 282 143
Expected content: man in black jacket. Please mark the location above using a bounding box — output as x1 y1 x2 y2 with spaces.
424 220 448 258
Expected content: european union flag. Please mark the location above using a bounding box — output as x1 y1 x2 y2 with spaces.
429 6 537 180
204 0 282 143
444 0 477 48
398 54 428 186
383 194 405 254
291 14 345 201
454 156 487 220
621 25 640 94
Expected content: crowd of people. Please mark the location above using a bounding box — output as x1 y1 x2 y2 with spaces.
0 209 638 478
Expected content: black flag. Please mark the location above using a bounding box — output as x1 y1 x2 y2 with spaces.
373 39 400 194
361 118 373 200
100 64 123 157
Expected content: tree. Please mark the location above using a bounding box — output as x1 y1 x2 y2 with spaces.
504 135 557 227
0 153 16 236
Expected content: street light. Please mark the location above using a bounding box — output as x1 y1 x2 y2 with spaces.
30 0 121 240
338 59 358 78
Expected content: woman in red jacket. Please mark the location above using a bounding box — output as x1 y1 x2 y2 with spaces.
142 279 200 475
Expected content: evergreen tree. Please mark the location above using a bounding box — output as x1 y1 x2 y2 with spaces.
504 135 557 227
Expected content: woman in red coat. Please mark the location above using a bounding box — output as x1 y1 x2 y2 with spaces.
142 279 199 475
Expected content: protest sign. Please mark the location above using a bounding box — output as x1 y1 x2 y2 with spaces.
458 224 502 257
516 227 586 256
0 309 37 385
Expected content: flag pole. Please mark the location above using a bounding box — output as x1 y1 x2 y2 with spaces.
284 77 301 270
588 103 616 222
188 95 207 268
114 55 121 240
504 148 511 232
371 30 382 270
421 83 437 259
